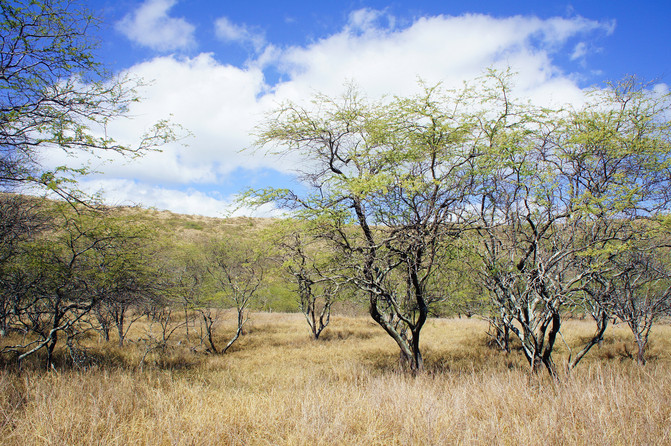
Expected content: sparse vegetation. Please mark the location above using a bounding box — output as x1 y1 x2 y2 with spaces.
1 197 671 444
2 2 671 442
1 313 671 445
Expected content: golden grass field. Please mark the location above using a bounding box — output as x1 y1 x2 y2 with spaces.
1 313 671 445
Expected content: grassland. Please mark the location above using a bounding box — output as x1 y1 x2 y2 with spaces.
1 313 671 445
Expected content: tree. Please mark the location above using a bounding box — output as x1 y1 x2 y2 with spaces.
251 84 478 372
205 239 265 354
280 227 341 340
167 243 216 352
0 194 47 336
0 0 178 197
474 73 671 376
560 77 671 368
1 204 160 369
90 218 162 347
610 246 671 365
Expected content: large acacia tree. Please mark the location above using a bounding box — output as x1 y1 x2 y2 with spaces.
252 85 479 371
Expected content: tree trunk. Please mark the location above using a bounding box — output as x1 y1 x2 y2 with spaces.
221 308 246 354
635 336 647 365
202 312 218 354
404 347 423 372
101 325 110 343
369 299 424 373
116 312 125 348
541 312 560 378
184 305 190 340
45 331 58 370
568 312 609 370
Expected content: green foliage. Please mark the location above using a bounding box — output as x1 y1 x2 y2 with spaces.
249 80 490 371
472 73 671 374
0 0 183 198
0 197 164 367
247 71 671 374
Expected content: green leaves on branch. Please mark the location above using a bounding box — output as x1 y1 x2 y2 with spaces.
0 0 186 197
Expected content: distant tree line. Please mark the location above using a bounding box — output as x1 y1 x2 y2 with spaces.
0 195 289 369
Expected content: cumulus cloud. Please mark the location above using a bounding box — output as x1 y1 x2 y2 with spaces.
269 13 614 103
65 10 617 216
110 54 282 177
215 17 266 52
116 0 195 51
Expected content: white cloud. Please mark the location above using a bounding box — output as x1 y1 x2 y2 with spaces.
268 13 613 103
85 179 233 216
38 53 284 187
215 17 266 52
345 8 395 34
100 54 280 182
571 42 588 61
57 10 617 216
116 0 195 51
77 178 282 218
542 16 614 45
653 83 669 96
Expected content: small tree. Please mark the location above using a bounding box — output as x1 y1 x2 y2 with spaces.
174 246 220 353
611 248 671 365
91 222 161 347
281 229 341 340
206 239 265 354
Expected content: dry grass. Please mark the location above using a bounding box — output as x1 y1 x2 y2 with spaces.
2 314 671 445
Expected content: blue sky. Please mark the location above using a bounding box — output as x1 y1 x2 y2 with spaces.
55 0 670 216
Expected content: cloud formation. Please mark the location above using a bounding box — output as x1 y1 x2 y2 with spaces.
81 10 617 216
215 17 266 52
270 13 613 102
116 0 195 51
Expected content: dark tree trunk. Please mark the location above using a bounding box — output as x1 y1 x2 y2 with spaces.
45 331 58 370
116 311 125 348
568 311 609 370
635 337 647 365
202 312 218 354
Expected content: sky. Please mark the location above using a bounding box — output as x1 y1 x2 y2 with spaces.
46 0 671 217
